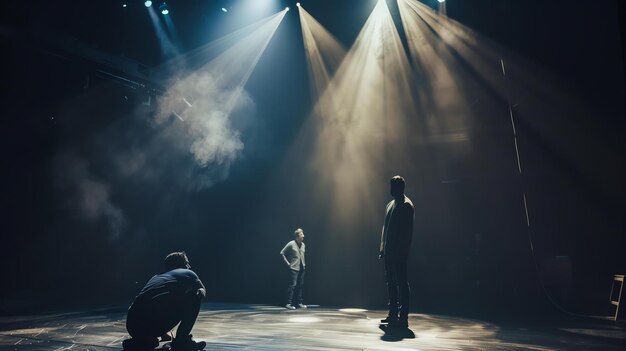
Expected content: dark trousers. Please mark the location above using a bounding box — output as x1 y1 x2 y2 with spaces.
287 268 305 305
126 290 202 342
385 255 410 321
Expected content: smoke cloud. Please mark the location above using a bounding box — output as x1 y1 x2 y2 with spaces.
54 152 126 239
155 72 250 170
50 11 287 237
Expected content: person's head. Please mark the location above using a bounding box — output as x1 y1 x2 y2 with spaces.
390 175 405 199
294 228 305 244
164 251 191 271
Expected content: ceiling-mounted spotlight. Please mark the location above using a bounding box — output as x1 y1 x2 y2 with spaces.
144 0 152 7
160 2 169 15
285 6 290 11
296 2 301 6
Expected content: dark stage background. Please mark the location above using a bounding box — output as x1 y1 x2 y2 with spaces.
1 0 625 319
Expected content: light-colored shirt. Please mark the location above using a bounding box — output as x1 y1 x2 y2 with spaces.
280 240 306 271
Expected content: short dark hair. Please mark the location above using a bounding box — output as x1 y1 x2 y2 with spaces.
164 251 189 271
390 175 405 191
294 228 304 237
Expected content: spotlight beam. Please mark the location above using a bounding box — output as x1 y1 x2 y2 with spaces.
213 10 288 114
162 11 288 74
284 0 416 231
155 10 288 135
298 5 347 111
147 6 180 58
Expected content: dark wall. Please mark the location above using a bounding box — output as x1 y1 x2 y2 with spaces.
1 0 625 317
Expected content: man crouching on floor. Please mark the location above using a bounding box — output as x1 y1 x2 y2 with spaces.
123 252 206 351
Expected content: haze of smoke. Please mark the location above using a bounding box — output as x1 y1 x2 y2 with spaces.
54 152 126 239
51 61 258 237
50 12 283 235
155 71 251 170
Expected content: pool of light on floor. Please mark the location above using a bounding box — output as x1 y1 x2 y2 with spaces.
339 308 368 313
286 316 322 323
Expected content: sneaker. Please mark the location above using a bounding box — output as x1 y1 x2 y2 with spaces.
285 304 296 310
296 304 307 309
171 334 206 351
122 337 159 351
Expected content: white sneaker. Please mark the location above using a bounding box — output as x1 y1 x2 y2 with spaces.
296 304 307 309
285 304 296 310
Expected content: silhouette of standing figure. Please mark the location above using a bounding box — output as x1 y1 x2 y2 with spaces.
379 176 414 328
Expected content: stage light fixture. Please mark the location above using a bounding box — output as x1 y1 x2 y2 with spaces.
296 2 301 6
285 6 290 11
221 7 228 12
144 0 152 7
123 3 128 8
160 2 169 15
438 0 445 2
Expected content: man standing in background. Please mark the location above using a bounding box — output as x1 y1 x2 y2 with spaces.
280 228 307 310
379 175 415 329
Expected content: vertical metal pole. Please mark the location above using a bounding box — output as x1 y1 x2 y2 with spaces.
501 59 530 228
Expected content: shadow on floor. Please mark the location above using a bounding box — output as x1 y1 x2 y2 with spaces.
379 324 416 341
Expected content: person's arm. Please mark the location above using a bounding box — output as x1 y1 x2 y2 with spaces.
280 243 292 267
379 225 385 259
182 270 206 299
196 279 206 299
379 203 391 259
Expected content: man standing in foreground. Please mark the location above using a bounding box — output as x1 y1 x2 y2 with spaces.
280 228 307 310
379 175 415 328
124 252 207 351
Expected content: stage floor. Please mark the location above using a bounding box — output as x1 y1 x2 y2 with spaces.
0 303 625 350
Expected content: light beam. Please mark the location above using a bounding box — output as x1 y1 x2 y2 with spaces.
298 4 347 109
147 6 180 59
154 11 288 170
283 0 417 233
